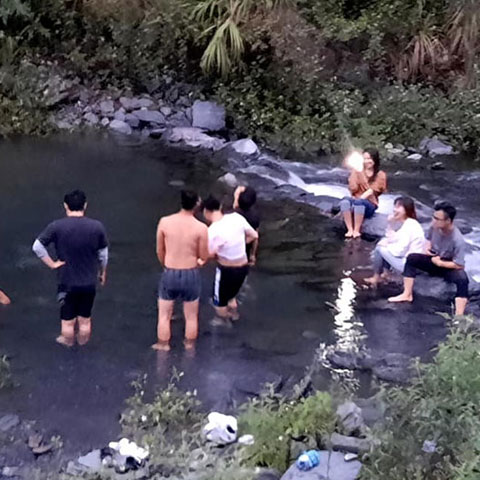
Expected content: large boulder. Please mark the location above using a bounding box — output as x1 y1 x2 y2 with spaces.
109 119 132 135
330 433 370 454
281 451 361 480
164 127 226 151
336 402 365 436
132 109 166 125
192 100 226 131
419 138 454 157
230 138 259 155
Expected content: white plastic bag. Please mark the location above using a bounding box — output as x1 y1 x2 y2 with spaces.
203 412 238 445
108 438 149 463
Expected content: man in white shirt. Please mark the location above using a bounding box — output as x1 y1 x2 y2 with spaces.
202 195 258 324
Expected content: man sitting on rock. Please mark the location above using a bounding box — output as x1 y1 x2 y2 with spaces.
388 201 469 316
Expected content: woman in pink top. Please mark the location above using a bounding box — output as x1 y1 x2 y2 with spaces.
365 196 425 287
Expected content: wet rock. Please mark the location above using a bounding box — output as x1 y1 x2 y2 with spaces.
0 414 20 432
120 97 137 111
281 451 361 480
2 466 19 477
109 120 132 135
114 110 126 122
55 120 73 130
371 353 414 383
160 106 172 117
137 98 154 109
101 117 110 127
230 138 259 155
100 100 114 115
83 112 99 125
168 111 191 127
218 173 238 187
132 109 165 125
234 372 283 396
256 468 281 480
149 128 165 139
330 433 370 454
192 100 225 131
164 127 225 151
78 449 102 472
336 402 364 436
430 161 445 171
420 138 454 157
125 113 140 129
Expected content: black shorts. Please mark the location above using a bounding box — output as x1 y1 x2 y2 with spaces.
158 268 201 302
58 286 96 320
213 265 249 307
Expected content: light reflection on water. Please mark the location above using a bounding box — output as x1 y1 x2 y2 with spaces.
333 275 366 352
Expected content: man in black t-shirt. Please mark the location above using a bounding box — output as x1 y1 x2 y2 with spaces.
234 186 260 265
33 190 108 347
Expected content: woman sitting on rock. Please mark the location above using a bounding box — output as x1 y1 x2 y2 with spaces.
340 148 387 238
365 196 425 287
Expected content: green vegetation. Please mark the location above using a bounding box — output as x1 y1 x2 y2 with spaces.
363 327 480 480
1 0 480 154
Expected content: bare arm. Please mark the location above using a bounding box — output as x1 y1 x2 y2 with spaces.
246 229 259 244
32 239 65 270
156 221 166 266
432 256 463 270
198 227 209 263
360 188 374 200
98 246 108 286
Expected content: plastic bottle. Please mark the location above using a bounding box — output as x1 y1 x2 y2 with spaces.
296 450 320 471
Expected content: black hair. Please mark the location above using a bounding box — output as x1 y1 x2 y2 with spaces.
394 196 417 220
363 147 381 178
64 190 87 211
202 195 221 212
434 201 457 221
181 190 199 211
238 186 257 211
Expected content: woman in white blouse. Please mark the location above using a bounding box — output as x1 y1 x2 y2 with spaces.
365 196 425 287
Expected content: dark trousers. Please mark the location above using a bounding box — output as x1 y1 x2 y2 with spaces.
404 253 469 298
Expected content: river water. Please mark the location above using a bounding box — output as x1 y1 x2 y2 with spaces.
0 133 477 455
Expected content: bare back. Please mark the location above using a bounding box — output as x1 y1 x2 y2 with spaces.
156 211 208 269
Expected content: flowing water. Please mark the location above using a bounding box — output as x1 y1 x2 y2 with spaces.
0 132 477 455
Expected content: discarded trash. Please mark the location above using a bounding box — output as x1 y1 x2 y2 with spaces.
296 450 320 471
203 412 238 445
238 434 255 445
104 438 149 472
422 440 437 453
344 453 359 462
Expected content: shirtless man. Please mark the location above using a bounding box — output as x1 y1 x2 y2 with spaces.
152 190 209 351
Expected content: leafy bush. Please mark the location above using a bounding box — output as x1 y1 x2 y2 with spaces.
238 388 335 471
362 328 480 480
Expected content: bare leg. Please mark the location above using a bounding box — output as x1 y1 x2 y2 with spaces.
364 273 381 287
77 317 91 346
455 297 468 316
183 300 199 344
388 277 414 303
228 298 240 321
352 212 364 238
152 299 174 351
343 211 354 238
57 319 75 347
0 290 11 305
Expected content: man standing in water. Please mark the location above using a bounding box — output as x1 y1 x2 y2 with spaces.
33 190 108 346
389 201 469 316
203 195 258 323
153 190 209 352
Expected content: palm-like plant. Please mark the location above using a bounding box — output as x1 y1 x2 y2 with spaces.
447 0 479 86
190 0 291 76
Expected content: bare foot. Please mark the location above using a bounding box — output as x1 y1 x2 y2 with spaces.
151 341 171 351
183 339 196 350
364 276 380 288
388 293 413 303
210 316 232 327
0 291 11 305
345 230 354 238
56 335 74 347
352 232 361 239
77 331 91 346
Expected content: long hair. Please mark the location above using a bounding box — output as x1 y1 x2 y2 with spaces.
394 196 417 220
363 147 381 178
